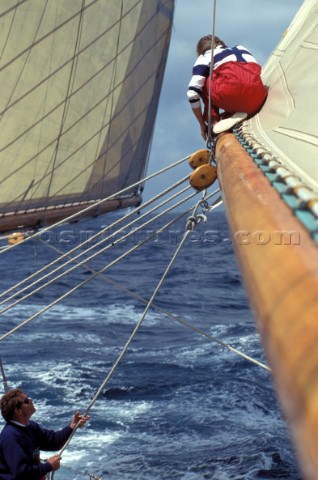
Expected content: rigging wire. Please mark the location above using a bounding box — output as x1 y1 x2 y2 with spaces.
0 154 190 255
0 0 271 477
55 196 270 471
0 185 195 314
56 195 209 460
51 199 269 474
0 191 200 342
0 174 190 305
1 185 270 371
38 198 270 372
0 169 269 371
207 0 217 144
3 184 268 479
1 186 269 476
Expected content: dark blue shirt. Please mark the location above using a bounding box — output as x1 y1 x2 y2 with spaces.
0 420 72 479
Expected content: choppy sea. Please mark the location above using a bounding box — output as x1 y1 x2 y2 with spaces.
0 209 301 479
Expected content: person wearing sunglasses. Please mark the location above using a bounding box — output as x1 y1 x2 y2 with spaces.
0 388 89 479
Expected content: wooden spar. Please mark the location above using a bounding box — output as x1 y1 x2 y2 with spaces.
0 195 141 233
216 132 318 480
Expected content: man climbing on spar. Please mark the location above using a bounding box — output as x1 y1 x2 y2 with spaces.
187 35 267 139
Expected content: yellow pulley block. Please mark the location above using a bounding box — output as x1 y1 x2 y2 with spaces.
189 164 217 191
8 232 24 245
188 149 210 170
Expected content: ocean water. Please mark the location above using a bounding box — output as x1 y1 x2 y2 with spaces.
0 209 301 479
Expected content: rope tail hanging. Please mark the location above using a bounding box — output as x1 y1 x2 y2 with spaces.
0 358 9 393
207 0 217 150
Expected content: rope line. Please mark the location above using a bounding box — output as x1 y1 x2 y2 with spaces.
39 196 270 372
0 154 190 255
2 187 268 373
0 191 201 342
207 0 217 144
57 195 209 458
0 175 190 308
0 2 271 477
0 187 196 314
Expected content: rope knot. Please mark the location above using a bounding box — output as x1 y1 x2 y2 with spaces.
200 199 209 211
197 213 207 223
186 213 207 231
186 215 198 231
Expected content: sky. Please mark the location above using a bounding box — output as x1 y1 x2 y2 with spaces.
144 0 304 202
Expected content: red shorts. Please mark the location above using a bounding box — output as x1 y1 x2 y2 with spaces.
204 61 267 119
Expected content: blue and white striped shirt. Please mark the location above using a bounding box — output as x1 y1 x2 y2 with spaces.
187 45 258 109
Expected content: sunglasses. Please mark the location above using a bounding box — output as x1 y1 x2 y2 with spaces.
16 397 32 408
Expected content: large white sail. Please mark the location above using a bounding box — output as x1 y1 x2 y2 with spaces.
0 0 174 232
249 0 318 192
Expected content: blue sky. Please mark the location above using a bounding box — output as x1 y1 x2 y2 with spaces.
145 0 304 202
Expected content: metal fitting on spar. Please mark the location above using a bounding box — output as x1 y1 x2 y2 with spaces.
234 230 301 246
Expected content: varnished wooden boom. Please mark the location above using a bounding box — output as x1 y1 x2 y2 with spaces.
216 132 318 480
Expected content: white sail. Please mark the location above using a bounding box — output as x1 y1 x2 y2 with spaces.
249 0 318 192
0 0 174 231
